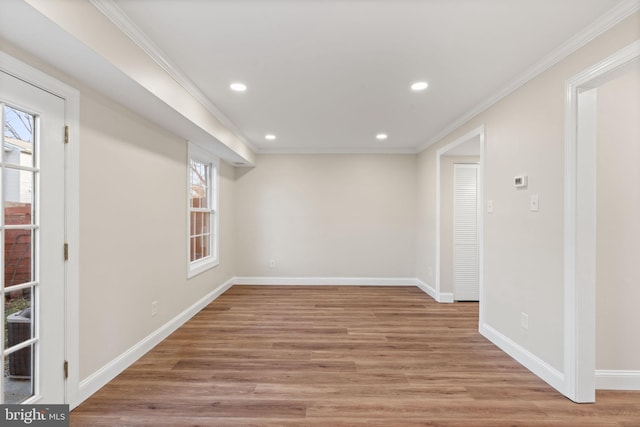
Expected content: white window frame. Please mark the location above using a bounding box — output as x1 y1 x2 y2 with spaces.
187 142 219 278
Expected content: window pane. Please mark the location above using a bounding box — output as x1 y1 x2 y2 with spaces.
194 211 202 236
197 212 210 236
3 106 34 168
3 343 34 403
190 159 209 209
188 146 218 274
4 229 33 286
190 237 197 262
191 231 210 261
201 212 210 236
196 233 210 260
190 211 195 236
3 168 34 212
4 287 33 351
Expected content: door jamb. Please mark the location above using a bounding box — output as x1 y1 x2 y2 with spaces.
563 40 640 403
435 125 485 321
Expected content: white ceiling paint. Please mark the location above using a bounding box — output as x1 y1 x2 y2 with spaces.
1 0 633 157
0 0 254 165
108 0 625 153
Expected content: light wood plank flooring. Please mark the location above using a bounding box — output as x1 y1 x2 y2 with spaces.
70 285 640 426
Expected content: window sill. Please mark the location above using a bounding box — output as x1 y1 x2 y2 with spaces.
187 257 219 279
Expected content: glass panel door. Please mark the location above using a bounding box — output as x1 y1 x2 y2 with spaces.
2 105 37 403
1 70 66 404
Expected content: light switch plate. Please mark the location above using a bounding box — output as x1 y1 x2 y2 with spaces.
487 200 494 213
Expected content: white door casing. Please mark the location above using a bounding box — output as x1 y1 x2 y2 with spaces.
563 40 640 403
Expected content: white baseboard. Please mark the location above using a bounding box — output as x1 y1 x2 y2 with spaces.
480 322 565 394
596 370 640 390
234 277 457 303
438 292 454 303
234 276 417 286
75 277 234 408
414 278 436 299
414 278 453 303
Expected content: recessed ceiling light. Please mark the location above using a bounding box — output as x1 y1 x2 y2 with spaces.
230 82 247 92
376 133 388 140
411 81 429 91
265 134 276 140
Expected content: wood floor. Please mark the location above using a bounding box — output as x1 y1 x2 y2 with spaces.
70 286 640 426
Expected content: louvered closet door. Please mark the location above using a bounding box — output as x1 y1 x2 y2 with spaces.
453 164 479 301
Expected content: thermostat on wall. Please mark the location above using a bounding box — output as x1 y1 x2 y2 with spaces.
514 175 528 188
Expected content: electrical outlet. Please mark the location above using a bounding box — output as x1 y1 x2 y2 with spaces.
530 194 539 212
151 301 158 317
521 312 529 330
428 266 433 277
269 259 276 268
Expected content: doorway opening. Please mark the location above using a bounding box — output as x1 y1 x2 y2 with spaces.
564 40 640 403
435 126 485 318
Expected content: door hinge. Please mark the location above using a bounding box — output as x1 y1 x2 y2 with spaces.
64 125 69 144
63 360 69 379
64 243 69 261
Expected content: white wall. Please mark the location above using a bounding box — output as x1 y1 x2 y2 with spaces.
416 12 640 374
4 6 639 404
78 90 236 379
596 64 640 371
440 156 479 294
235 154 417 278
0 40 237 382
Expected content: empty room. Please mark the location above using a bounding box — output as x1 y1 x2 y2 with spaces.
0 0 639 425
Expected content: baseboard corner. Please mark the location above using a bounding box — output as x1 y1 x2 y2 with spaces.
595 370 640 391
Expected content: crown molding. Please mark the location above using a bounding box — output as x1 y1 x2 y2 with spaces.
416 0 640 153
90 0 638 156
89 0 258 152
256 146 419 155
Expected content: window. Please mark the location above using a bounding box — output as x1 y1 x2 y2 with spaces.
187 143 219 277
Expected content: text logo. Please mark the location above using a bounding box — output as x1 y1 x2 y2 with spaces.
1 405 69 426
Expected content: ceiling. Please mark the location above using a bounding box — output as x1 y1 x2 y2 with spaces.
106 0 623 153
0 0 628 156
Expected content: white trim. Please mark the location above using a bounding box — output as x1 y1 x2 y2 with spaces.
236 277 455 303
76 277 234 406
563 40 640 403
96 1 638 156
89 0 256 153
435 126 485 307
480 322 566 393
437 292 454 303
595 370 640 391
415 277 453 303
234 277 417 286
257 146 419 155
416 0 640 153
0 50 81 408
414 278 437 300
